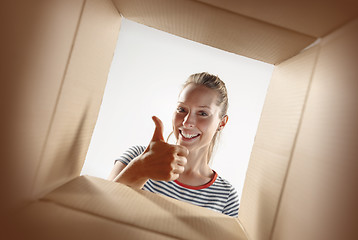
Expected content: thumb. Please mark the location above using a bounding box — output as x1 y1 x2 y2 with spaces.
151 116 164 141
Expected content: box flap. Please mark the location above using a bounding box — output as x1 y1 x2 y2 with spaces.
1 0 86 211
113 0 315 64
13 201 176 240
38 175 248 240
30 0 121 199
239 45 320 240
196 0 358 37
272 18 358 240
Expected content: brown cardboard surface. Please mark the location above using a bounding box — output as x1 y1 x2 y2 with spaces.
0 0 120 220
36 175 247 240
113 0 315 64
13 201 175 240
238 46 320 240
196 0 358 37
272 18 358 240
2 0 358 240
30 0 121 199
1 0 86 211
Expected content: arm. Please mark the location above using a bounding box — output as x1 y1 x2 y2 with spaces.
112 156 149 189
107 147 150 189
107 161 127 181
222 188 240 218
109 116 188 189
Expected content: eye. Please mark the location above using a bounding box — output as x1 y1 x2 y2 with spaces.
177 107 186 113
198 111 208 116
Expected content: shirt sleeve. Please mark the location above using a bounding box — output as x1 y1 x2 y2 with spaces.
222 188 240 217
114 145 146 165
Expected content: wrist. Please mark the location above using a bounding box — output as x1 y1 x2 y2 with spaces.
114 156 148 189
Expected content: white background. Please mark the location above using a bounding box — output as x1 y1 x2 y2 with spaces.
81 18 274 200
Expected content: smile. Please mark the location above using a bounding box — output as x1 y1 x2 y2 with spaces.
179 130 200 140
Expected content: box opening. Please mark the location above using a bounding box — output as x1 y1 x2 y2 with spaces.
81 18 274 199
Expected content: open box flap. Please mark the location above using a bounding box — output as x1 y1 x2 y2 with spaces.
112 0 358 64
112 0 316 64
195 0 358 37
15 176 248 240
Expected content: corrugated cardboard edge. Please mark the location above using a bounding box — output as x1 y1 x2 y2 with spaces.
239 44 320 240
14 176 248 240
30 0 121 200
271 17 358 240
113 0 315 64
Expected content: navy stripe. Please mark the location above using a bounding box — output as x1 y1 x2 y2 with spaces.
170 181 230 199
224 204 239 217
123 152 136 160
225 201 240 212
145 180 228 208
149 180 229 203
145 183 225 212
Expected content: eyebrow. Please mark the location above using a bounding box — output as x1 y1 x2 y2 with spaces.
198 105 211 110
178 102 212 110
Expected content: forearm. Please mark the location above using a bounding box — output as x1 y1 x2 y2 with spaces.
113 159 149 189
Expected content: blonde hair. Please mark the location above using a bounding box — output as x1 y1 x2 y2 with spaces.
169 72 229 163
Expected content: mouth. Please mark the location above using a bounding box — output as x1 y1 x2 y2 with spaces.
179 130 200 140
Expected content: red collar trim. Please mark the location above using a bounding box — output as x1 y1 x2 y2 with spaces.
174 171 217 190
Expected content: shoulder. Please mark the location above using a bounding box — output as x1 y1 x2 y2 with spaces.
214 174 240 217
114 145 146 165
125 145 146 155
213 174 236 191
213 174 240 202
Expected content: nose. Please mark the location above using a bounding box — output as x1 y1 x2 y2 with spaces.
183 112 195 128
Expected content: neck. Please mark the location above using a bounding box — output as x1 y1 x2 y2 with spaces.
177 147 214 186
185 149 210 173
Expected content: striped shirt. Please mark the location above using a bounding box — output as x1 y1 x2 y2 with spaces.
115 145 239 217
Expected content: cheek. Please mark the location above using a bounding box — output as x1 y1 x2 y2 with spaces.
172 113 181 136
172 113 181 126
198 118 219 135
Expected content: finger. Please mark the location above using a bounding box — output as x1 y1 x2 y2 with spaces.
170 172 180 181
176 156 187 166
175 145 189 157
151 116 164 141
173 165 185 175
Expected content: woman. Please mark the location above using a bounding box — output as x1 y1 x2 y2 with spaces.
108 72 239 217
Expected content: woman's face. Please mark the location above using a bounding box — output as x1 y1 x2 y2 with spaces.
173 84 227 154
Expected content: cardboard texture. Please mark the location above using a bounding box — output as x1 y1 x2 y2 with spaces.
112 0 315 64
15 201 175 240
1 0 121 211
271 18 358 240
14 176 247 240
30 0 121 200
1 0 358 239
196 0 358 37
2 0 86 211
238 46 320 240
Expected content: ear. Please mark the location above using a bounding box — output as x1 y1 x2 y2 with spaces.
218 115 228 131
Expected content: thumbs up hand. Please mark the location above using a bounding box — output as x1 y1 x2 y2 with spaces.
139 116 189 181
151 116 165 142
114 116 188 189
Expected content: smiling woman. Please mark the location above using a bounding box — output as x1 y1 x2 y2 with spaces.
173 73 229 164
108 72 240 217
80 18 273 205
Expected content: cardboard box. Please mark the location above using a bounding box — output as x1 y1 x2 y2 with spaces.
1 0 357 239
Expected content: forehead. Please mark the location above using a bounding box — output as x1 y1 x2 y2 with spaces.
178 84 219 107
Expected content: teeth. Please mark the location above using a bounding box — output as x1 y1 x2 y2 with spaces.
181 131 199 139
